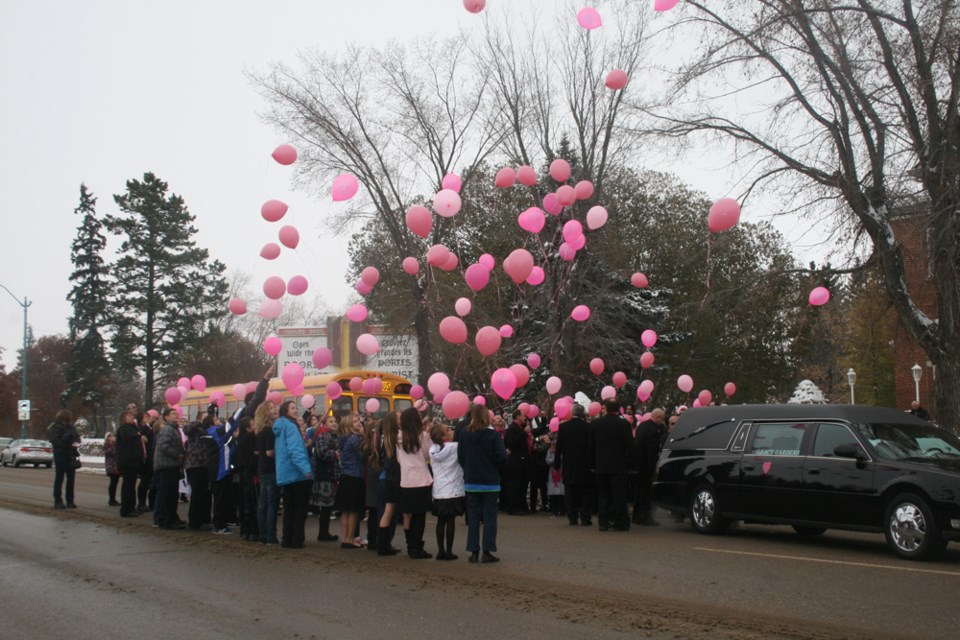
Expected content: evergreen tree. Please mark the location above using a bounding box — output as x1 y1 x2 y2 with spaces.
62 184 112 419
105 173 228 408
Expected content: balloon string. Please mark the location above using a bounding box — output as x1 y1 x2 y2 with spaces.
701 233 713 312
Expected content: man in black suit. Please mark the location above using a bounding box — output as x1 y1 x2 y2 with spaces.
503 410 532 515
589 400 634 531
554 403 593 526
632 408 664 526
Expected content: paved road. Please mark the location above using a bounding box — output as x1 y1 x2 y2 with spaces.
1 466 957 639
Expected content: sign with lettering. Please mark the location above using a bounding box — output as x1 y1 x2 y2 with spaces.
363 327 419 383
278 322 419 382
277 327 333 377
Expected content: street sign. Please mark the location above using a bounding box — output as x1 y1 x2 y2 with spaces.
17 399 30 421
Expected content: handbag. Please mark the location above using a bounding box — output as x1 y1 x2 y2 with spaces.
70 454 82 470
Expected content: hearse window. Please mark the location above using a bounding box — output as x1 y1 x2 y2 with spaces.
812 423 857 457
671 419 739 449
747 422 808 456
730 422 751 452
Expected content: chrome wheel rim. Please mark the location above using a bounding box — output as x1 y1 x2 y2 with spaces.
889 503 927 552
692 490 716 529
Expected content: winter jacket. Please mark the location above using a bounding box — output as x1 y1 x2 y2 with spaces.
208 421 238 482
154 422 185 471
457 427 507 491
430 442 464 499
47 421 80 461
183 422 208 470
104 440 118 476
273 416 312 486
312 428 338 482
338 433 364 479
115 422 143 470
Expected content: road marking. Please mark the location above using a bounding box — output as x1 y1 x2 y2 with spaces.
695 547 960 577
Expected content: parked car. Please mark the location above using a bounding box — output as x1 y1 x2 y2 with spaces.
654 405 960 560
0 437 12 456
0 439 53 468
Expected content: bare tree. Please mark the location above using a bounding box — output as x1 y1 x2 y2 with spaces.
651 0 960 426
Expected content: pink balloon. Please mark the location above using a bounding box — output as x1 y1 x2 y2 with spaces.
433 189 462 217
349 377 363 392
439 252 459 272
588 401 602 417
463 0 486 13
527 353 541 369
491 368 518 400
640 379 654 394
271 144 298 165
574 181 595 200
503 248 534 284
677 374 694 394
327 381 342 400
441 173 462 192
402 257 420 275
809 286 831 306
631 272 649 288
346 304 368 322
246 381 259 394
499 324 514 338
427 244 450 267
563 220 583 244
559 243 577 261
442 391 471 419
363 398 381 414
543 193 563 215
356 280 373 296
692 399 702 408
517 165 537 186
570 233 587 251
605 69 628 90
636 387 651 403
586 206 608 230
164 387 180 406
473 395 486 406
708 198 741 233
549 158 572 182
301 394 316 410
427 373 450 396
362 377 383 395
554 399 572 420
455 297 472 317
526 266 545 286
601 385 616 401
332 174 359 202
550 417 560 431
518 207 546 233
640 351 655 369
494 167 517 188
191 375 207 393
577 7 602 29
263 276 286 300
590 358 605 376
278 225 300 249
258 299 282 319
724 382 737 397
654 0 679 11
263 336 282 356
356 333 379 356
312 347 332 369
209 390 225 407
641 329 658 348
261 199 288 223
478 254 495 270
570 304 591 322
406 205 433 239
282 363 305 390
612 371 627 388
509 363 529 388
464 263 491 292
228 298 247 316
287 275 309 296
260 243 281 260
698 389 713 406
410 384 425 400
556 185 577 207
231 384 246 401
475 326 502 357
361 266 380 286
439 316 468 344
546 376 562 395
518 402 531 417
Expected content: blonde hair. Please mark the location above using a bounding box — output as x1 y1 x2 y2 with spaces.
336 414 354 439
253 401 275 434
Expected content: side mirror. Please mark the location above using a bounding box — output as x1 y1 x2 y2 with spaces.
834 443 866 460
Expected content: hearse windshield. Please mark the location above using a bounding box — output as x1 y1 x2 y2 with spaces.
856 423 960 461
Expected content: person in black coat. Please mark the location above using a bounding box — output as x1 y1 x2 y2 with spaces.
48 410 81 509
632 408 665 526
554 404 593 526
589 400 633 531
115 409 145 517
502 410 532 515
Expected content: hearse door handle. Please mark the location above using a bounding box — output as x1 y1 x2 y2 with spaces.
742 463 755 471
807 468 821 475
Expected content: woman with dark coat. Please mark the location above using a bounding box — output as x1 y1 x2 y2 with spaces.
458 405 508 563
48 410 81 509
115 409 144 517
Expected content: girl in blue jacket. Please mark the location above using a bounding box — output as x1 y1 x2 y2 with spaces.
274 401 313 548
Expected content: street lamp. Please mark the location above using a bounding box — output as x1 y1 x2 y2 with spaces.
847 368 856 404
911 363 922 403
0 284 31 440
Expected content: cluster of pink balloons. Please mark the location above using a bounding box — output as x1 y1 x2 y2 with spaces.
163 374 207 407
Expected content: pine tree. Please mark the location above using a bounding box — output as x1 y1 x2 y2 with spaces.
105 173 228 408
62 184 112 417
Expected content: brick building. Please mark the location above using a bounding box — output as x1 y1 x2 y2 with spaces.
889 212 937 420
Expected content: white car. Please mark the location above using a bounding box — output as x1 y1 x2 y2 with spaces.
1 439 53 468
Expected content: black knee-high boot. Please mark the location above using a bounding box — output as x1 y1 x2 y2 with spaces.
317 506 337 541
378 526 399 555
407 513 431 559
435 517 447 560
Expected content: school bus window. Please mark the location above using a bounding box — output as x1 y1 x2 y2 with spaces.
331 397 353 418
394 399 413 413
360 397 389 419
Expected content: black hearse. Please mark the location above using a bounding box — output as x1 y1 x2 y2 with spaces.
653 405 960 560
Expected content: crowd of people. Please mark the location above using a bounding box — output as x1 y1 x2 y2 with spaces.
50 370 683 562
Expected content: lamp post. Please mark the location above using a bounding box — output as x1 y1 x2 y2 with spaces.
847 368 856 404
0 284 31 440
911 363 922 404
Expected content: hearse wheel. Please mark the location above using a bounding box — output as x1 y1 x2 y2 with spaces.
884 492 946 560
689 484 730 534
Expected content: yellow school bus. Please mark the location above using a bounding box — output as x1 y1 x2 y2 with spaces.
179 370 414 422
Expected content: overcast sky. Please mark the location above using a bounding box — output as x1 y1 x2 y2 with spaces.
0 0 826 371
